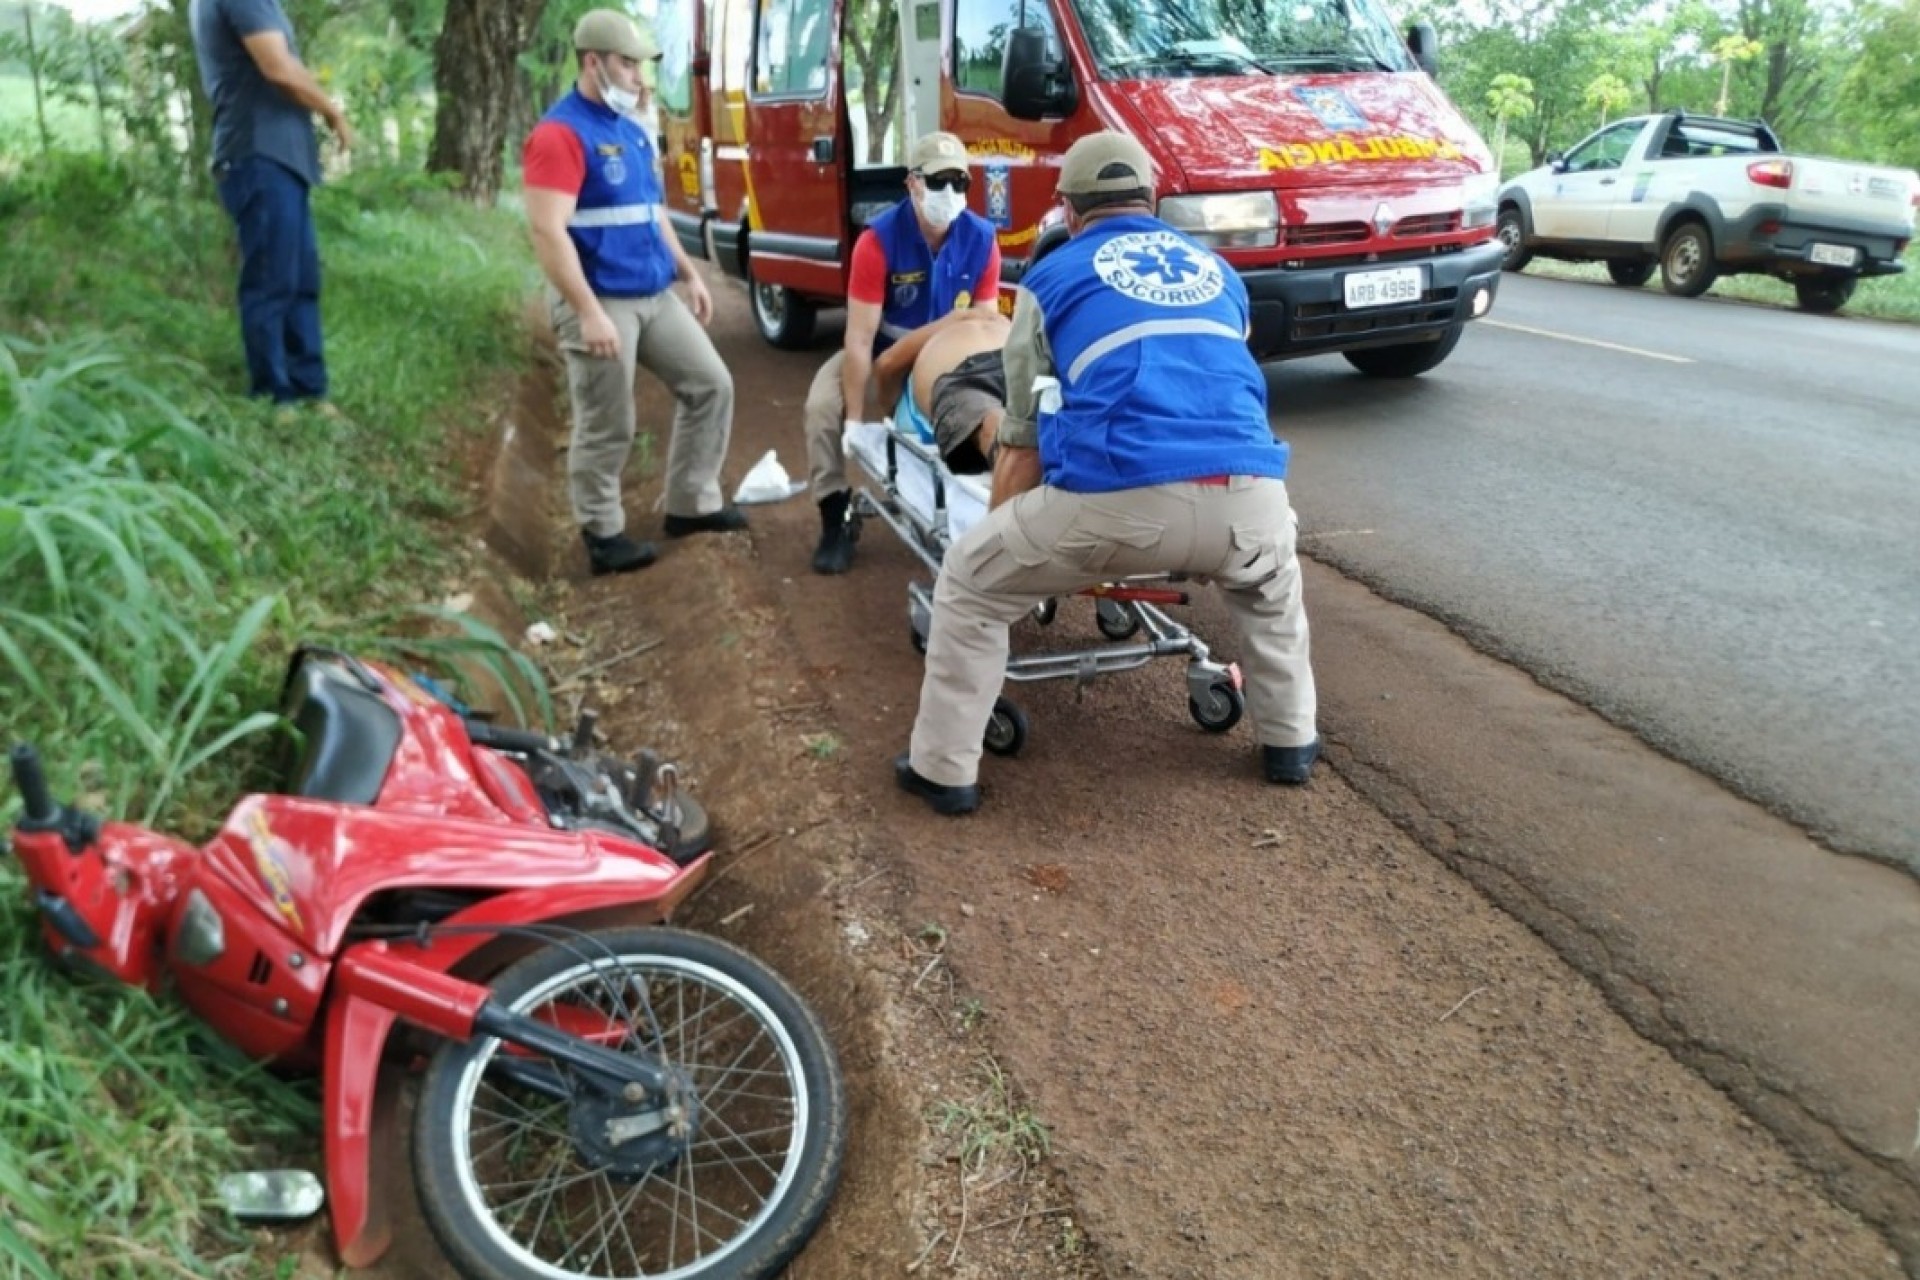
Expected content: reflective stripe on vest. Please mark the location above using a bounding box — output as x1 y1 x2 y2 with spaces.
1065 318 1247 386
569 202 661 229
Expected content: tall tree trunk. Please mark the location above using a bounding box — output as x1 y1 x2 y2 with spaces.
428 0 551 205
22 5 52 155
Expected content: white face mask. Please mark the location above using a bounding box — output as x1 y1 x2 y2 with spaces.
919 186 967 229
602 83 640 116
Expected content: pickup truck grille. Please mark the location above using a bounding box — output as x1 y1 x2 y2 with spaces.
1393 212 1462 237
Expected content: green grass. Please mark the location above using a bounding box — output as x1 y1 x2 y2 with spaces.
1519 241 1920 323
0 147 546 1278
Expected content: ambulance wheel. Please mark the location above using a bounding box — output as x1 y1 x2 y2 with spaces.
984 697 1028 757
1189 681 1245 734
1343 326 1462 378
1095 598 1140 641
748 266 818 350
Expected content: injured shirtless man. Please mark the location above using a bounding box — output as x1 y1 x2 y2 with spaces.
877 312 1010 475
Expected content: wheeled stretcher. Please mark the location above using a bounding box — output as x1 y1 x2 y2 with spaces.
844 407 1247 756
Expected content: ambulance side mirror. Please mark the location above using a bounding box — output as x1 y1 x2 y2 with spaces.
1404 21 1438 76
1003 28 1075 121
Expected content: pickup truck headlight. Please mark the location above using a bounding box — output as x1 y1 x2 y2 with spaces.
1157 192 1280 249
1460 172 1499 230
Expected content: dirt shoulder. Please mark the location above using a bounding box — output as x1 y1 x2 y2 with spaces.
423 283 1905 1279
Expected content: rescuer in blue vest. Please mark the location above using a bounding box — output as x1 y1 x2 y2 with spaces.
802 131 1004 575
524 10 744 577
895 132 1320 816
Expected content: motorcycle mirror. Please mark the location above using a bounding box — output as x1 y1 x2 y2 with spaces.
217 1169 325 1222
572 709 600 756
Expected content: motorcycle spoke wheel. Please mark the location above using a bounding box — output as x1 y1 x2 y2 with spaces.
413 927 846 1280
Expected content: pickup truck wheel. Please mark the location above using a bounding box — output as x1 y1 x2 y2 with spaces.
1660 223 1717 298
1496 207 1531 272
747 262 819 350
1342 325 1463 378
1793 275 1856 314
1606 260 1656 288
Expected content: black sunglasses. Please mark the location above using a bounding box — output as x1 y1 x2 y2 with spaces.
918 172 971 193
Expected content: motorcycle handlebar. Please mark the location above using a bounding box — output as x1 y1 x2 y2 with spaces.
463 719 560 755
9 744 58 825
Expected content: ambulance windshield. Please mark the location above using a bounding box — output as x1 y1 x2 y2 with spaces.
1073 0 1417 79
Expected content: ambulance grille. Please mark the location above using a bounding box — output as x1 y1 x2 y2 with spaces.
1393 212 1461 237
1285 222 1370 248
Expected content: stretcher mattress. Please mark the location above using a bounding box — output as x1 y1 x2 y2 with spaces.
847 415 990 543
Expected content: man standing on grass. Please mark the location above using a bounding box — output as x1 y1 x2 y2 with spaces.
190 0 352 406
523 9 745 578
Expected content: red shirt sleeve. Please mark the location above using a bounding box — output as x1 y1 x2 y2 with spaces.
848 230 887 306
523 122 586 195
973 240 1002 305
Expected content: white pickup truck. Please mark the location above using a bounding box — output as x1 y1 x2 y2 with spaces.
1495 110 1919 312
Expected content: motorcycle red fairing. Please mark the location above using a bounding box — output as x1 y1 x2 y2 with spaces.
9 652 724 1269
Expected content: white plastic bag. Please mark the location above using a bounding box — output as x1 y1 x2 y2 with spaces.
732 449 806 505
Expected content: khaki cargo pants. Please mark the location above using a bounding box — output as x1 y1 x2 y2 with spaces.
801 350 854 500
908 476 1317 787
551 288 733 537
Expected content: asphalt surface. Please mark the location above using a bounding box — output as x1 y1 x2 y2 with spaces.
1262 275 1920 1265
1269 274 1920 875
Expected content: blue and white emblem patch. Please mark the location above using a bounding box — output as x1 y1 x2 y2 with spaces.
1092 232 1225 307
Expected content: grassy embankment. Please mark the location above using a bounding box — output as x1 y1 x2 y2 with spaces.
1 144 543 1278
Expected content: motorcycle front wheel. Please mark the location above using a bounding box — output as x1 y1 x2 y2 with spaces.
413 926 847 1280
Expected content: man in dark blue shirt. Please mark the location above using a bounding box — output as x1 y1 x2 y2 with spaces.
189 0 353 404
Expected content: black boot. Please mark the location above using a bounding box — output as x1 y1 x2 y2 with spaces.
582 528 658 576
811 490 854 575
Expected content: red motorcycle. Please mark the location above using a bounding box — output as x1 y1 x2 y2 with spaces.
6 648 846 1280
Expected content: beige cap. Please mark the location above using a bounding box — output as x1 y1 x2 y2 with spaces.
908 131 970 177
1057 131 1155 196
574 9 659 61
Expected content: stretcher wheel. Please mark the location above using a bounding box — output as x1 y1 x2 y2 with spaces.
1095 598 1140 641
1189 681 1245 733
1031 599 1058 626
984 696 1028 757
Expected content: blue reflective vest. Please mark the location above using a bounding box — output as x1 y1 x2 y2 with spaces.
543 90 676 298
866 201 995 355
1021 214 1289 493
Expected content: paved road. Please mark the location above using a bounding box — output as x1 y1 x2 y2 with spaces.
1271 275 1920 874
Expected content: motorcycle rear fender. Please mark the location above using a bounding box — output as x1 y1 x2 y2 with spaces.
321 872 707 1266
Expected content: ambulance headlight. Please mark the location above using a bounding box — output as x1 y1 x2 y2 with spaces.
1158 192 1280 249
1461 172 1500 230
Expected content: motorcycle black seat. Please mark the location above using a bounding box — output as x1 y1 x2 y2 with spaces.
280 657 402 805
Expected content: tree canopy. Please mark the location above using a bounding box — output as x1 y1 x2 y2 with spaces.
4 0 1915 202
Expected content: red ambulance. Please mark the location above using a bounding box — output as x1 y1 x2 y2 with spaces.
652 0 1503 377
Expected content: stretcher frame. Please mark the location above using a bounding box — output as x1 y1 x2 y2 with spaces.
844 418 1246 755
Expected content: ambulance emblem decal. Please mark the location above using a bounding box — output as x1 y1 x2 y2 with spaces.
1294 86 1368 132
985 162 1012 228
1092 232 1225 307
